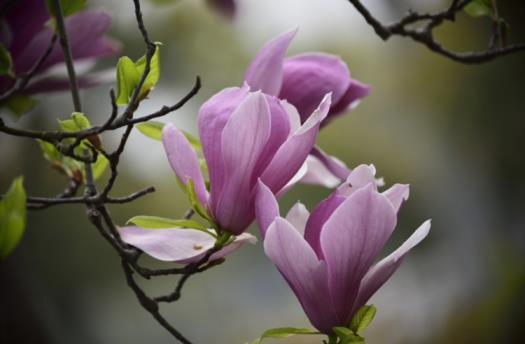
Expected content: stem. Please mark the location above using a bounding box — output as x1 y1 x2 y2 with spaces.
50 0 82 112
327 335 338 344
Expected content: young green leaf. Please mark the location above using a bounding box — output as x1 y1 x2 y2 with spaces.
184 130 202 151
4 95 37 117
136 121 202 150
0 43 13 77
116 56 140 106
0 177 26 259
58 112 91 132
91 153 109 180
46 0 86 17
136 121 165 141
38 139 62 163
126 215 208 231
255 327 319 343
134 43 161 98
333 327 366 344
349 305 377 335
115 44 161 106
464 0 493 18
186 179 213 223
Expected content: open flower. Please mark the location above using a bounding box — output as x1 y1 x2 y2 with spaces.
164 86 331 235
256 164 430 334
244 29 371 187
0 0 119 95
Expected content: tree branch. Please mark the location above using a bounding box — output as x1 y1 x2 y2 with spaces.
346 0 525 64
50 0 82 112
0 35 58 103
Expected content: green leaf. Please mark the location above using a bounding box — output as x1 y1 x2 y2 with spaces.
0 42 13 77
91 153 109 180
46 0 86 17
184 130 202 150
255 327 319 343
116 56 141 106
134 43 161 97
136 121 202 150
126 215 208 231
115 44 161 106
58 112 91 132
38 139 62 163
464 0 493 18
37 139 84 179
136 121 165 140
342 334 365 344
349 305 376 335
186 179 213 223
4 95 37 117
333 327 365 344
0 177 26 259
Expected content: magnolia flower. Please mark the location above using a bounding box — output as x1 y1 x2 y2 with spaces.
165 86 331 235
245 29 370 126
244 30 371 187
256 164 430 334
119 227 256 264
206 0 236 19
0 0 119 95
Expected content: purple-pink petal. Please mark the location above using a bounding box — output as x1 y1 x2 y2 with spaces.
119 226 256 264
215 92 271 234
198 85 250 212
383 183 410 213
119 226 216 262
328 78 371 120
260 93 331 194
280 53 351 122
162 123 208 206
244 29 297 96
303 192 346 259
285 202 310 235
264 217 338 334
255 180 280 238
352 220 431 312
299 155 342 188
320 184 397 324
15 11 119 73
310 146 351 182
207 0 236 19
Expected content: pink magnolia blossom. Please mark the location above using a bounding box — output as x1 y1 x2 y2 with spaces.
0 0 120 95
163 87 331 235
256 164 430 334
244 30 371 187
119 88 331 262
245 29 370 126
207 0 236 19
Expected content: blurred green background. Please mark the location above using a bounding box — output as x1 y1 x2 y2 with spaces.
1 0 524 343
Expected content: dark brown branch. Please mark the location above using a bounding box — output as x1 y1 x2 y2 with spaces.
50 0 82 112
121 260 192 344
24 186 155 209
345 0 525 64
0 77 200 142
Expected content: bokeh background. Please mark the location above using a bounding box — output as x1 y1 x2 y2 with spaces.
1 0 524 343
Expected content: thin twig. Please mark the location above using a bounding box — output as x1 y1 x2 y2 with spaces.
0 77 200 142
50 0 82 112
345 0 525 64
0 35 58 103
